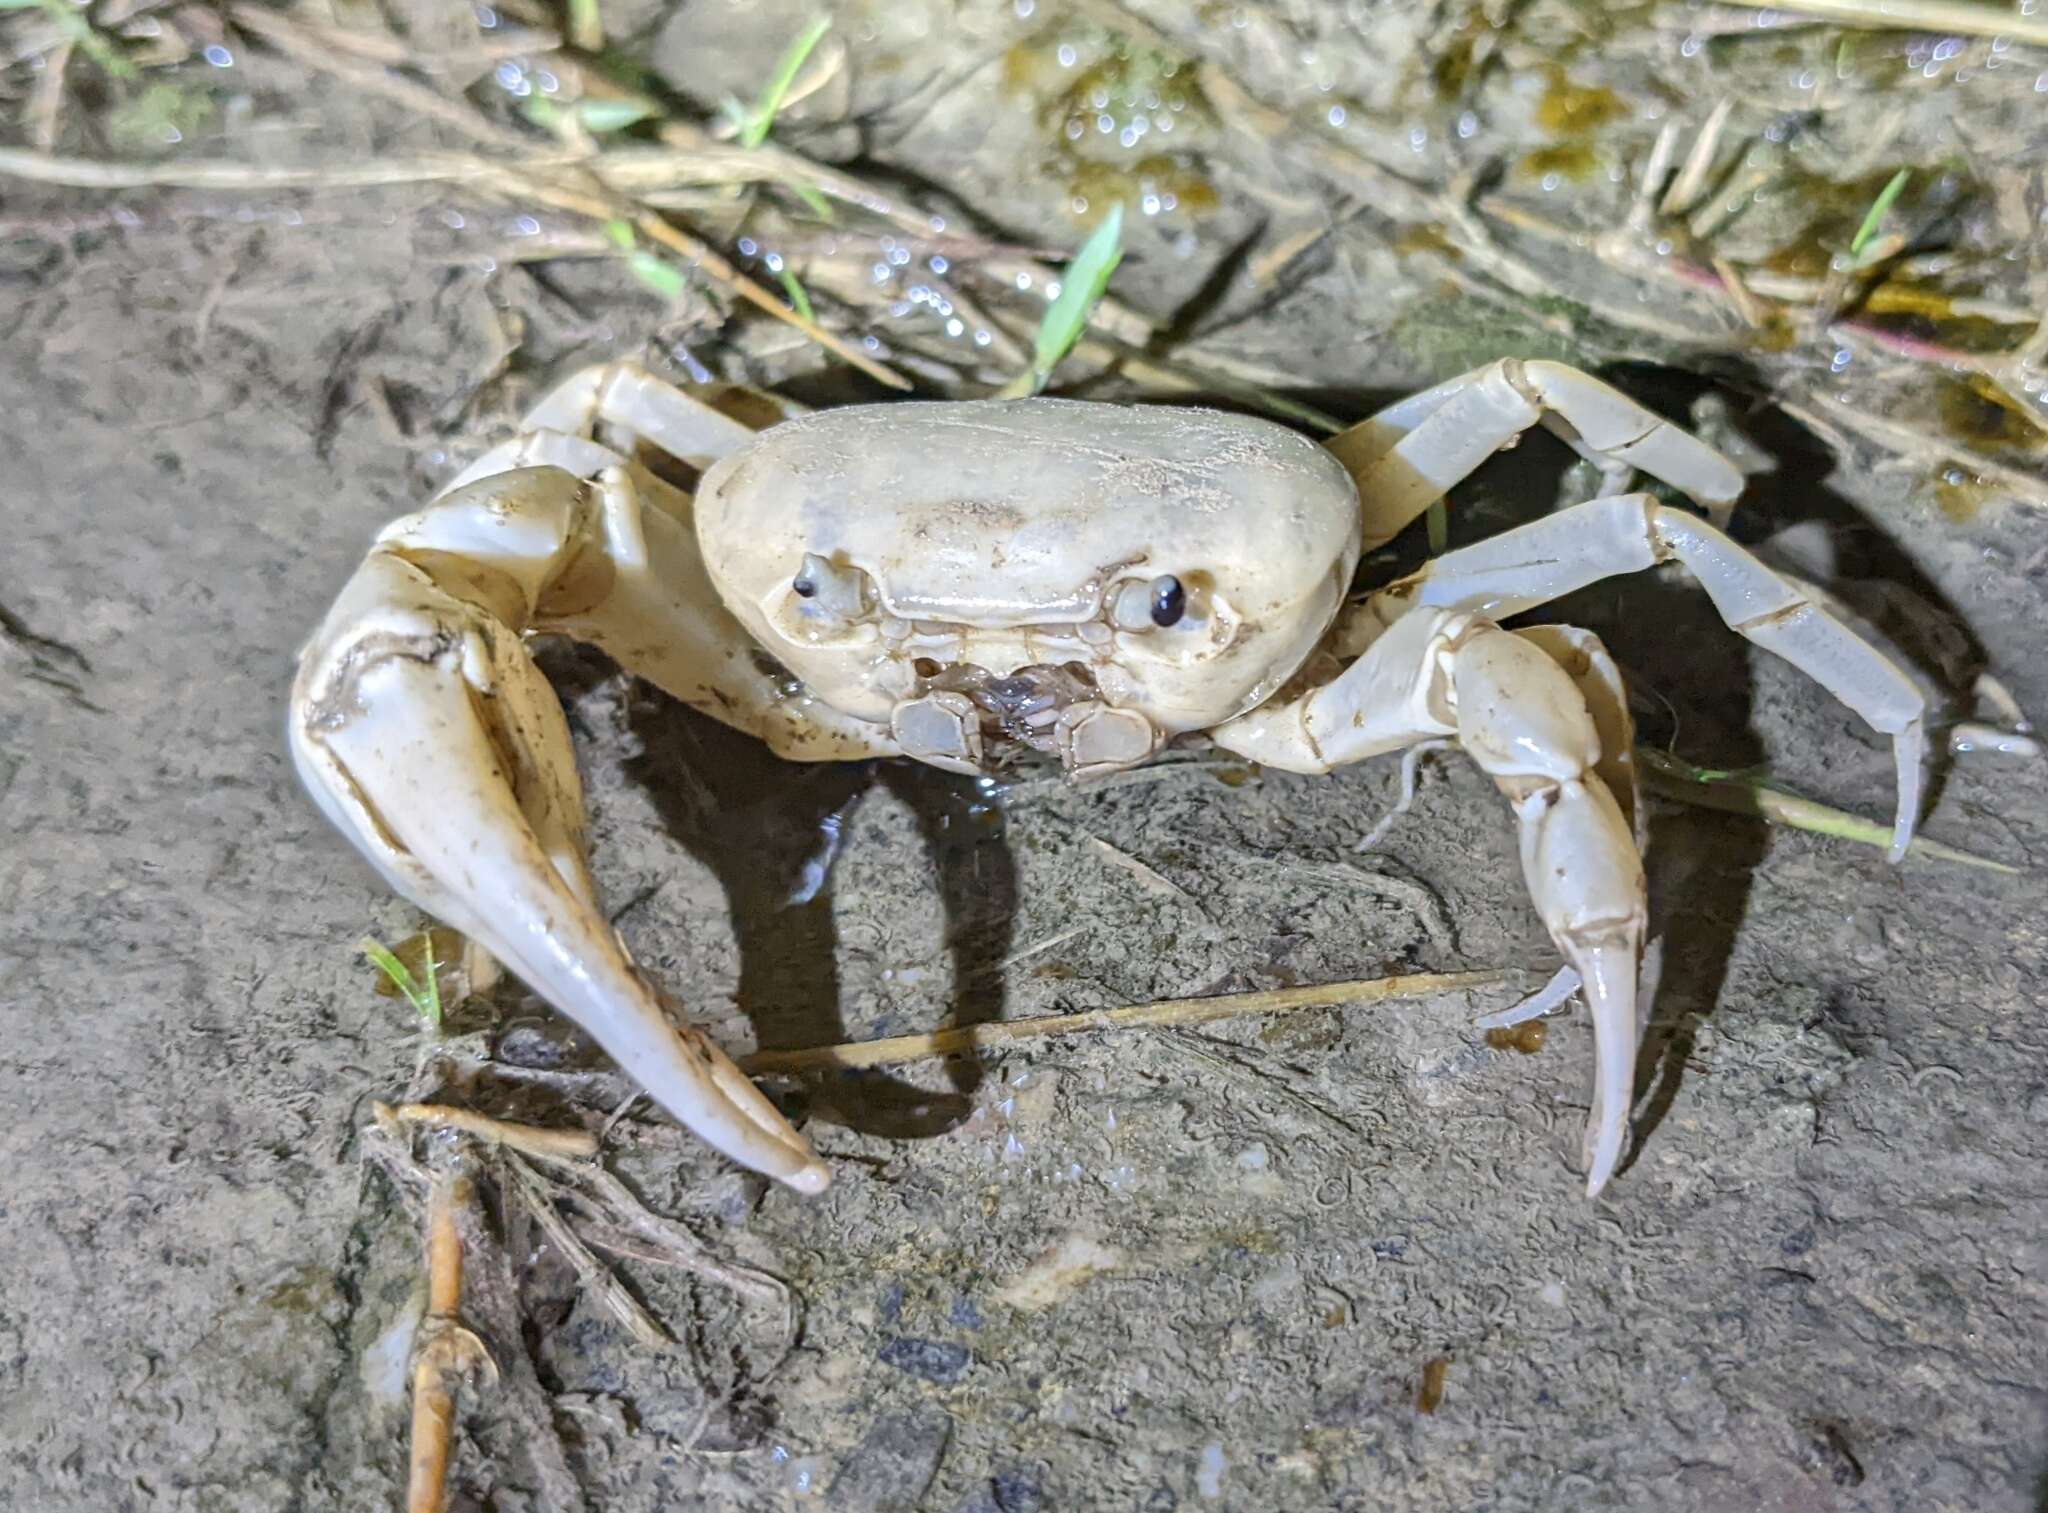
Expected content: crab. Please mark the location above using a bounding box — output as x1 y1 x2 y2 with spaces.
291 357 1925 1199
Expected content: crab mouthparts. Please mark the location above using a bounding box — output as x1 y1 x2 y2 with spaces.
889 661 1156 777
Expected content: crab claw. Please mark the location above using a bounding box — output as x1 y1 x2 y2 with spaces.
292 470 832 1193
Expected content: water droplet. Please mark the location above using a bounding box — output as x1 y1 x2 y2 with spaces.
203 43 233 66
1056 42 1077 67
945 318 965 337
737 236 759 256
929 254 949 274
1327 104 1346 127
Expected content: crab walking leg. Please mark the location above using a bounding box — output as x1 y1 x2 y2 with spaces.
439 360 782 497
1324 359 1744 549
293 465 895 1191
1517 624 1640 843
1469 624 1642 1035
1375 492 1925 859
515 359 781 467
1214 606 1647 1195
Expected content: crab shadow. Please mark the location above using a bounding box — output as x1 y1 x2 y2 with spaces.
553 653 1017 1146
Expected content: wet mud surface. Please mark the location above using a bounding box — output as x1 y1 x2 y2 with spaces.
2 2 2046 1508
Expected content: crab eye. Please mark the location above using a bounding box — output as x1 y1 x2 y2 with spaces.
1149 575 1186 627
791 553 872 618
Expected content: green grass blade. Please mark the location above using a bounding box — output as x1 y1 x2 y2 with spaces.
627 250 687 302
1849 168 1909 258
792 182 835 221
1001 203 1126 398
1636 746 2019 873
777 266 815 323
739 16 832 148
575 97 658 134
360 935 443 1027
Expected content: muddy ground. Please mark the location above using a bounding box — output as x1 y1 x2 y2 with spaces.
3 1 2047 1510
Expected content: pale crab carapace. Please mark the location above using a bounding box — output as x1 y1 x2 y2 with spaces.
290 358 1924 1198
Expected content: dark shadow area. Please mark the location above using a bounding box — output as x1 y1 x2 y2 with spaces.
520 647 1023 1144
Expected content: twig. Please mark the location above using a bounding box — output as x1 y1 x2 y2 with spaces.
385 1101 599 1159
1721 0 2048 46
1085 833 1200 906
407 1165 495 1513
1783 394 2048 511
0 144 568 189
25 40 70 152
503 1154 669 1347
502 169 910 388
738 969 1510 1072
1638 747 2023 872
228 5 526 151
1660 100 1734 217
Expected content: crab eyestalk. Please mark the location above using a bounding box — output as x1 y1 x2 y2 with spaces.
792 553 873 619
1110 574 1188 631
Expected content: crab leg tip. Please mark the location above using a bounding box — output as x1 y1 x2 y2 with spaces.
785 1162 832 1196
